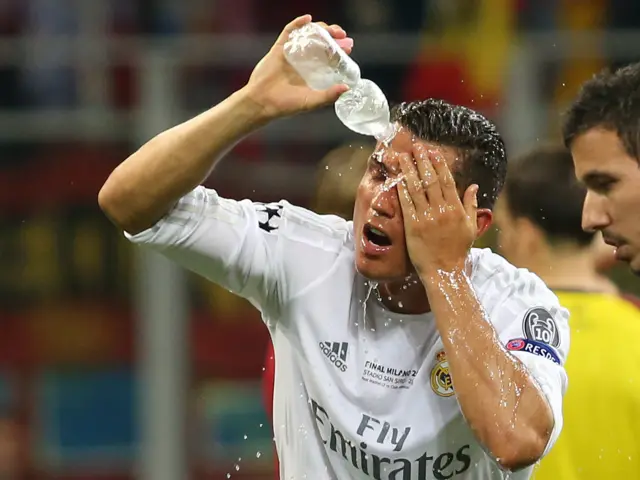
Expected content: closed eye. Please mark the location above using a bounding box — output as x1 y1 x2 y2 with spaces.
588 178 617 194
583 172 618 194
368 158 387 181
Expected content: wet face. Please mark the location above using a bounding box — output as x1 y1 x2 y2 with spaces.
571 128 640 274
352 127 463 281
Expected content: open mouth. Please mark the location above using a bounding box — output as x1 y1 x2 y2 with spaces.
364 224 392 247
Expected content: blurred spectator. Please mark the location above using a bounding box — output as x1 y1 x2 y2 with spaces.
494 145 640 480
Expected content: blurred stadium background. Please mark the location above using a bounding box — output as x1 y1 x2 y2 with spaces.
0 0 639 478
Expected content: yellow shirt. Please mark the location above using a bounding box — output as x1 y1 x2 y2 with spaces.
533 291 640 480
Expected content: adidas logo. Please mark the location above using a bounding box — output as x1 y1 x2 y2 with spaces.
319 341 349 372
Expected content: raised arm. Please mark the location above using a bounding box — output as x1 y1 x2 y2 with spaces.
98 15 351 235
397 146 568 471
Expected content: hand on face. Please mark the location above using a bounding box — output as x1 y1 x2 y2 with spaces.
397 144 478 275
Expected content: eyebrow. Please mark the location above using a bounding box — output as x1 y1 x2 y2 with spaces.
368 154 387 171
581 170 616 184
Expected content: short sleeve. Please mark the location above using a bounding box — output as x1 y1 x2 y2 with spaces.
491 282 570 458
125 186 285 314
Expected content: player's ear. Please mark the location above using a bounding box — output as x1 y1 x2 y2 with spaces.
475 209 493 238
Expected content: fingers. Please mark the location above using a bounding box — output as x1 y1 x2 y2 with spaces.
428 147 462 206
277 14 313 44
413 144 443 206
463 184 479 219
316 84 350 106
335 37 354 54
278 18 353 54
396 174 416 223
316 22 353 53
398 153 429 214
317 23 347 39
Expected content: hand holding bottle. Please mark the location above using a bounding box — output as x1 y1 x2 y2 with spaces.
282 19 395 141
242 15 353 121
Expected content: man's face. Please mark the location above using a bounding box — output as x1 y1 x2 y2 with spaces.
571 128 640 274
352 127 461 281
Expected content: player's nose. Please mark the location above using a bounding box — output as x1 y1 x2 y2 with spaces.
582 191 610 232
371 183 396 219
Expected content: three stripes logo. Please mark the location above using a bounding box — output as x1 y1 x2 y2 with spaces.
319 341 349 373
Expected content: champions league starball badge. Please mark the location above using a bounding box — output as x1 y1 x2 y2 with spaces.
522 307 560 347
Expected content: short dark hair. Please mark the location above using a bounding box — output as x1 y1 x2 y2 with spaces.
391 99 507 209
505 145 594 246
563 62 640 162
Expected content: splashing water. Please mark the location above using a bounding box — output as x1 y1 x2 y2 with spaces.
371 149 384 164
362 281 378 353
363 280 377 323
380 122 399 145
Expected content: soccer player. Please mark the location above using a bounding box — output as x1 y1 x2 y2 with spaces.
99 15 569 479
263 142 370 477
564 62 640 276
494 144 640 479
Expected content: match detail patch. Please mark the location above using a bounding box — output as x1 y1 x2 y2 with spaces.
506 338 561 365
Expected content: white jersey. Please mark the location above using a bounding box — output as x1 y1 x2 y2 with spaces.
127 187 570 480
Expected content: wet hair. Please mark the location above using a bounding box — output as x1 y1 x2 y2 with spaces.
390 98 507 209
563 62 640 163
505 145 594 246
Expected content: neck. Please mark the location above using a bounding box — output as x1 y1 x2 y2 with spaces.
377 275 432 314
527 249 618 295
376 261 473 315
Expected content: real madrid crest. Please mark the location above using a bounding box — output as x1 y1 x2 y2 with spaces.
430 350 455 397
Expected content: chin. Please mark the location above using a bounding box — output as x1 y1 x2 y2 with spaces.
355 255 407 282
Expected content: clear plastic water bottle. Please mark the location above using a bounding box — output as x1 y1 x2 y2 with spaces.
334 80 396 141
283 23 360 90
283 23 395 142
